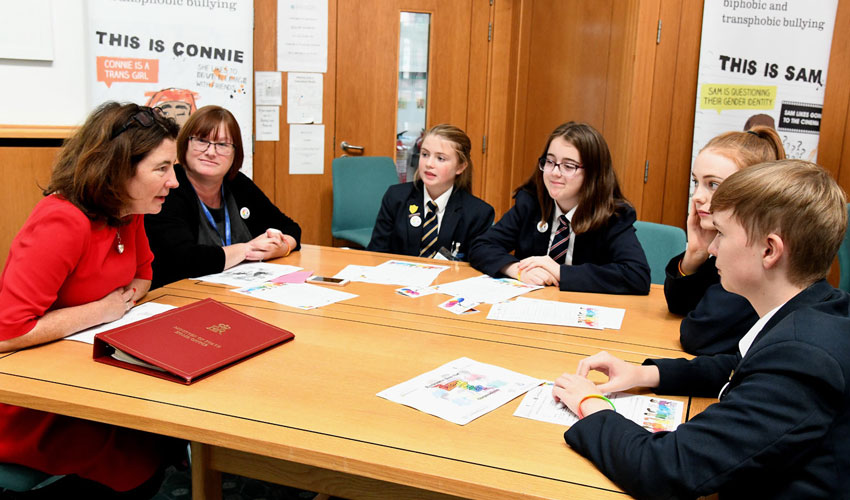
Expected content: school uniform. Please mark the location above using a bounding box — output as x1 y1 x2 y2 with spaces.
468 189 650 294
565 280 850 499
664 251 758 355
367 182 494 261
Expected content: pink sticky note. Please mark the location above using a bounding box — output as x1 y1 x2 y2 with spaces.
271 270 314 284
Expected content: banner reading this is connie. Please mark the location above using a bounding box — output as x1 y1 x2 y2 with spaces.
87 0 254 177
692 0 838 165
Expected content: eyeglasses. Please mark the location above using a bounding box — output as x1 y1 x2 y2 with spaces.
111 106 166 139
189 137 235 157
538 157 584 176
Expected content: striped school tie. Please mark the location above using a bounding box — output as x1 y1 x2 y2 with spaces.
548 215 571 264
419 201 439 258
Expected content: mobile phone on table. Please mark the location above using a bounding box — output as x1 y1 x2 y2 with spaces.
306 275 349 286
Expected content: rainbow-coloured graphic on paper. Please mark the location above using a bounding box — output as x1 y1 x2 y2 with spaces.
429 371 508 405
641 398 677 432
577 306 599 328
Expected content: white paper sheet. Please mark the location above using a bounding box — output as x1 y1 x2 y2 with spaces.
256 105 280 141
433 275 543 304
231 282 356 310
333 260 448 288
287 72 323 123
487 297 625 330
255 71 282 106
195 263 302 288
377 357 543 425
514 383 684 432
64 302 177 344
289 124 324 174
277 0 328 73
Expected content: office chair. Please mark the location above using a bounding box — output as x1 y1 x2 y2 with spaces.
331 156 400 248
0 463 62 493
839 203 850 292
634 220 687 285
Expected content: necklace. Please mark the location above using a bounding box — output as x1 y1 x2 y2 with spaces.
116 230 124 254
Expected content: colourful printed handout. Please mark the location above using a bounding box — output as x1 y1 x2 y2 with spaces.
432 275 542 304
514 382 684 432
195 262 302 287
231 282 357 309
333 260 448 288
377 357 543 425
487 296 626 330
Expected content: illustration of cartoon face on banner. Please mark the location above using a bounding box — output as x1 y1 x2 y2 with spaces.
144 87 199 126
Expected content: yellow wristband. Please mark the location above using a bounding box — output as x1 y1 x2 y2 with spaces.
677 258 689 277
281 239 291 258
517 269 522 281
577 394 616 418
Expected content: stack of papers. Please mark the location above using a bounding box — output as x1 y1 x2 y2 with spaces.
65 302 177 344
432 275 542 304
514 382 684 432
334 260 449 287
195 263 302 287
487 297 626 330
377 357 542 425
232 282 356 309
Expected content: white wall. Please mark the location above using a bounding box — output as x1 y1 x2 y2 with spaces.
0 0 88 126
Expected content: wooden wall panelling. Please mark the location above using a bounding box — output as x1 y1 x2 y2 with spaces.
466 1 492 199
640 0 683 223
253 0 277 199
271 0 338 247
659 1 703 229
480 0 522 218
819 0 850 191
0 147 57 269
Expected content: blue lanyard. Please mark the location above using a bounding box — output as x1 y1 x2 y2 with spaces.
198 185 231 246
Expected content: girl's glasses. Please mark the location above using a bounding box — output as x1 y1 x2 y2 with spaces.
538 157 583 176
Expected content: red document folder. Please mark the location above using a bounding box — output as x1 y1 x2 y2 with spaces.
93 298 294 384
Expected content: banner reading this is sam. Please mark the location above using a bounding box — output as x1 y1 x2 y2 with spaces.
692 0 838 165
86 0 254 176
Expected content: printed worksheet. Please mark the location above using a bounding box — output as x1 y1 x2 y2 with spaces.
514 382 684 432
231 282 357 309
433 275 542 304
377 357 543 425
65 302 177 344
333 260 448 287
195 263 302 288
487 297 625 329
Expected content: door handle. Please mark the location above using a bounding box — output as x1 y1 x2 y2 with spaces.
340 141 365 154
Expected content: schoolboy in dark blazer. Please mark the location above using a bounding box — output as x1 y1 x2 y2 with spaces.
367 124 494 261
553 160 850 499
367 181 494 260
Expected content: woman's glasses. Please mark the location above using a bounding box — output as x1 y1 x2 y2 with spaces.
189 136 235 157
538 157 584 176
111 106 167 139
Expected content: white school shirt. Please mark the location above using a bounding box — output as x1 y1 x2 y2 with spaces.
424 185 453 231
547 205 577 265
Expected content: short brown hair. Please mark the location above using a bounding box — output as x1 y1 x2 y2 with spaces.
702 125 786 169
44 102 179 227
711 160 847 287
415 124 473 192
177 105 244 181
517 121 629 234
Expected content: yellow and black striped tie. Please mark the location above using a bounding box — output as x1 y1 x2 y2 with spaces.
419 201 439 258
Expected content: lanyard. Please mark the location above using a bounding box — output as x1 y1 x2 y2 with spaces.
198 185 231 246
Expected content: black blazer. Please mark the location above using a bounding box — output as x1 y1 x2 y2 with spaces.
367 182 494 261
664 252 758 355
145 164 301 289
566 280 850 500
468 190 650 294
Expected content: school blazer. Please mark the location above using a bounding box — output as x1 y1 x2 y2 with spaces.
566 280 850 499
664 251 758 355
366 182 494 261
468 190 650 295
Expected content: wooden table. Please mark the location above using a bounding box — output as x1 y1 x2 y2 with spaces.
0 245 711 499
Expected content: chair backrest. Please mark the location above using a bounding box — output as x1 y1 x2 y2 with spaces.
331 156 399 245
0 463 61 492
838 203 850 292
633 220 687 285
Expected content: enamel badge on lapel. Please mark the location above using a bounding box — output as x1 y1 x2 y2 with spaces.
409 204 419 214
537 221 549 233
410 215 422 227
240 207 250 219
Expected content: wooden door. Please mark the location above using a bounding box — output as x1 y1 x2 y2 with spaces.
334 0 476 161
